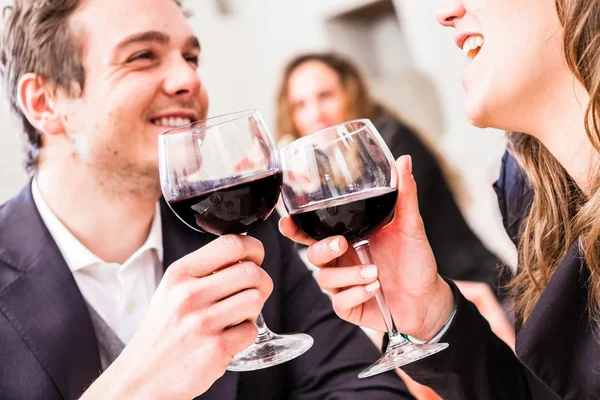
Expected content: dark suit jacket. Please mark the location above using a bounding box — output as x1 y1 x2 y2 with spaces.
401 152 600 399
374 113 505 296
0 183 413 399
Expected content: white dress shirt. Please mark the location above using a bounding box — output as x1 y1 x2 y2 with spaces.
32 180 163 344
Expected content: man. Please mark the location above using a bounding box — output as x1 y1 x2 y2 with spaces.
0 0 413 399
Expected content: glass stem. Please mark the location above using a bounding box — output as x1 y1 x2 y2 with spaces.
239 233 276 344
254 313 275 343
353 241 409 351
237 232 275 344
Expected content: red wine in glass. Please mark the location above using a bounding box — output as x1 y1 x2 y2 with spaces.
289 187 397 243
169 171 282 236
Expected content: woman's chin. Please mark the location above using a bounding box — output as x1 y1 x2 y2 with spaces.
464 100 490 129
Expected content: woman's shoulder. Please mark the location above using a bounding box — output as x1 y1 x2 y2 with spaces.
372 112 434 162
373 112 415 142
493 150 533 245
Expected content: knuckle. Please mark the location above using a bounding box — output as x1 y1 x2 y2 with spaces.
230 323 258 353
306 247 322 265
241 322 258 346
244 236 265 264
221 235 245 257
242 262 261 283
195 309 213 332
265 274 274 297
214 335 227 355
245 289 263 310
177 288 196 312
255 240 266 264
166 259 188 283
331 294 349 312
208 337 230 366
171 288 192 318
331 295 341 311
315 269 327 287
246 320 259 338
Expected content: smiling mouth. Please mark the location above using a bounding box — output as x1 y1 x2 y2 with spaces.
150 117 193 128
462 35 484 59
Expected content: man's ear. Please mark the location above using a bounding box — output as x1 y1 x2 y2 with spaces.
17 73 66 136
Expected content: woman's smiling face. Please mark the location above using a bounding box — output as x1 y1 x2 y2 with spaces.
436 0 565 132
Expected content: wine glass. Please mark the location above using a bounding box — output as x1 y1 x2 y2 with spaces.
279 119 448 378
158 110 314 372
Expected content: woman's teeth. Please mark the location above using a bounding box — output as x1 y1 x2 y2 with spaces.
463 35 484 59
151 117 192 127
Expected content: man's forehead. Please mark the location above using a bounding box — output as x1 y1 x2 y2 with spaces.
72 0 193 48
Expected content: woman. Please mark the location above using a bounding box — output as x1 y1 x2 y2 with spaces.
275 52 506 298
279 0 599 398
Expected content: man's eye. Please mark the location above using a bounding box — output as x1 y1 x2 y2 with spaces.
127 51 155 63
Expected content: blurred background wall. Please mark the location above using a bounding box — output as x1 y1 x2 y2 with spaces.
0 0 516 264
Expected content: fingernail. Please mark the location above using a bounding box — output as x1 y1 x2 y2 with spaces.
360 265 378 280
328 237 341 253
365 281 381 294
407 155 413 174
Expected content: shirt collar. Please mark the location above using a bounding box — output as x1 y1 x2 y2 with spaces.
32 178 164 272
139 202 164 264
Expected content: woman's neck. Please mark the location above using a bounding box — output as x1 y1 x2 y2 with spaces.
527 78 599 195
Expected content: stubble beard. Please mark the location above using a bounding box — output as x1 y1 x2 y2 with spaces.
93 160 162 201
69 129 163 201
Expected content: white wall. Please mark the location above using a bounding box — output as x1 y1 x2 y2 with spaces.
191 0 330 123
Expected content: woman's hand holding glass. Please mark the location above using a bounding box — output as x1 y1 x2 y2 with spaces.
279 155 455 343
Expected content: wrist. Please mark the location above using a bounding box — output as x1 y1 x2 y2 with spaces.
410 277 455 341
81 351 156 400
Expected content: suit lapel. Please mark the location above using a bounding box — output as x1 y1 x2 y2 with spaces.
160 200 240 400
0 183 101 399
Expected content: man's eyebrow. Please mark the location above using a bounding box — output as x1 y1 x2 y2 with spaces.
114 31 201 52
115 31 171 51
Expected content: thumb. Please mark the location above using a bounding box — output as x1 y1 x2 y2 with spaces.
391 155 426 238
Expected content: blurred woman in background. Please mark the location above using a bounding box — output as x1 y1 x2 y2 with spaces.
275 52 509 303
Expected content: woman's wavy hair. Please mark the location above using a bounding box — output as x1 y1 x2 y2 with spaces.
508 0 600 330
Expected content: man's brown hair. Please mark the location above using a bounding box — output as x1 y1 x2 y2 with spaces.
0 0 184 173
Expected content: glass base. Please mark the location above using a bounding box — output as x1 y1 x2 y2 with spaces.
358 342 449 379
227 333 314 372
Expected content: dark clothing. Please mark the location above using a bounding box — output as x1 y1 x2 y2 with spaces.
375 114 503 294
402 151 600 399
492 151 533 245
0 183 413 400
